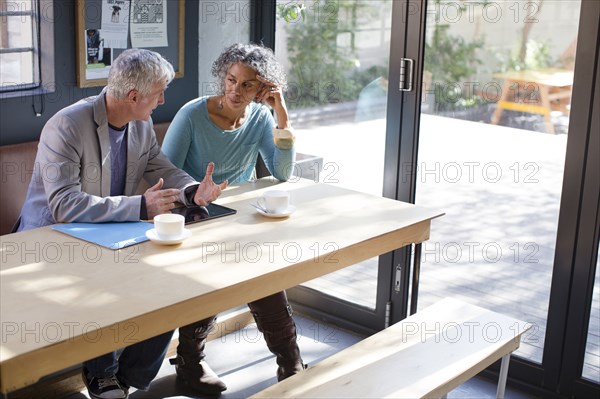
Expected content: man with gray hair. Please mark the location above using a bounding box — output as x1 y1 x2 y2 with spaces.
16 49 227 399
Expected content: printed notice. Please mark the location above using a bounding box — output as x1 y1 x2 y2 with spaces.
130 0 168 48
100 0 129 49
85 29 112 80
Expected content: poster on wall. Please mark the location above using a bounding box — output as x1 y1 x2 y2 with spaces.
85 29 113 80
76 0 182 87
100 0 129 49
130 0 168 48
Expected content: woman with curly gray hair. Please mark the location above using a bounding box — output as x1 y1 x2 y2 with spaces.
163 42 295 183
162 43 303 395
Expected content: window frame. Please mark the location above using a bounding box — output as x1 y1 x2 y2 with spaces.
0 0 41 92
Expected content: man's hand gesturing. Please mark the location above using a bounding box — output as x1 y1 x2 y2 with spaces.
194 162 228 206
143 178 181 219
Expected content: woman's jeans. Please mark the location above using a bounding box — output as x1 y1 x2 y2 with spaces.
83 330 174 390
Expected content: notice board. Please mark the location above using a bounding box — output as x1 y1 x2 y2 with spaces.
75 0 184 87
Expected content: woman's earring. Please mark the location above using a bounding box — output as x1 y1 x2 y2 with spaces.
217 96 224 110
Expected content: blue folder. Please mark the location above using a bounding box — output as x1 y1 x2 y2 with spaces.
51 221 153 250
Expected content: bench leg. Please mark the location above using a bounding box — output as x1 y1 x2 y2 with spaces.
496 354 511 399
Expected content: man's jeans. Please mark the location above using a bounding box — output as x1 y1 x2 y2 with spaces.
84 330 174 390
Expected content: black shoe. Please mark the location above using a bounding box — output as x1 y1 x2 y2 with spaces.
82 368 129 399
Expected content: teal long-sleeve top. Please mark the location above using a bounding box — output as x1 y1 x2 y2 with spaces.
162 96 295 184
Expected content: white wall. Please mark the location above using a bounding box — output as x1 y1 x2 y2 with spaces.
197 0 251 97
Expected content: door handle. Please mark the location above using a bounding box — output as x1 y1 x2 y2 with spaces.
399 58 414 92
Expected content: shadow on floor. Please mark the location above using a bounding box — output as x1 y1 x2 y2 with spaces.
68 314 538 399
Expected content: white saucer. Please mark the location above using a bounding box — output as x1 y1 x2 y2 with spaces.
256 205 296 218
145 228 192 245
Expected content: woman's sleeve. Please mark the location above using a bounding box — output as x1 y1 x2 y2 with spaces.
162 107 193 168
258 110 296 181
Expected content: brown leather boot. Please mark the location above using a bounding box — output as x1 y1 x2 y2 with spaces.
248 291 306 381
170 316 227 395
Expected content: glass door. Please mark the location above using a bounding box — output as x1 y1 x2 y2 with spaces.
583 257 599 384
553 38 599 393
274 0 398 329
414 0 581 363
397 0 599 395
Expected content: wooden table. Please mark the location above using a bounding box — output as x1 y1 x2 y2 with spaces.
0 179 443 393
491 68 573 134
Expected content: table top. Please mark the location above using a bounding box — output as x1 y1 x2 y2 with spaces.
493 68 574 87
0 178 443 392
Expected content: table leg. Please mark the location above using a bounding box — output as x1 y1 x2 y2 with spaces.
539 85 555 134
549 86 572 115
491 80 511 125
496 354 511 399
410 243 422 315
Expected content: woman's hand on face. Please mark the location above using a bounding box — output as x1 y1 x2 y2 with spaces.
255 75 290 129
255 75 284 109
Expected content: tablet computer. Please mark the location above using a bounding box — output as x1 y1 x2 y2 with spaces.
171 203 237 225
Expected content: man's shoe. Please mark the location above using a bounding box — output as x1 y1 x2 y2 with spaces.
82 368 129 399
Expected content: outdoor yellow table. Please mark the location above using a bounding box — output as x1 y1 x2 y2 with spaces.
491 68 574 134
0 178 443 393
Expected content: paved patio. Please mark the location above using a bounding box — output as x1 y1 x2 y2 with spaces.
291 112 599 382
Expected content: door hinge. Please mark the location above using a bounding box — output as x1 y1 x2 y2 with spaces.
385 301 392 328
399 58 414 92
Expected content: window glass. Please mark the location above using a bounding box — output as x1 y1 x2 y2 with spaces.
275 0 392 308
0 52 33 85
583 248 599 383
416 0 581 364
0 0 40 90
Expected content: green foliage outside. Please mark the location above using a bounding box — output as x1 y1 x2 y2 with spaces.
423 0 485 112
277 2 307 22
278 1 388 109
500 39 554 72
424 22 485 112
278 0 559 114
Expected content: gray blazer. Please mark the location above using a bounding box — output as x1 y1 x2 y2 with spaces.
17 90 197 231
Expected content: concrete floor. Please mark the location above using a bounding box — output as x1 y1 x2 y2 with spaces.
290 113 598 381
69 314 538 399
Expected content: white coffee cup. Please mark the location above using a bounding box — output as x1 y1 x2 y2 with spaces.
257 190 290 214
153 213 185 239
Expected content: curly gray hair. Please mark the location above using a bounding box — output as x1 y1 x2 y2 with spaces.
211 43 287 94
107 49 175 100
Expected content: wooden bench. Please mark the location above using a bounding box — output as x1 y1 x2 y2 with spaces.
251 298 531 399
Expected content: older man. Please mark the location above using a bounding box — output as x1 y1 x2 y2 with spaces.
16 49 227 399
